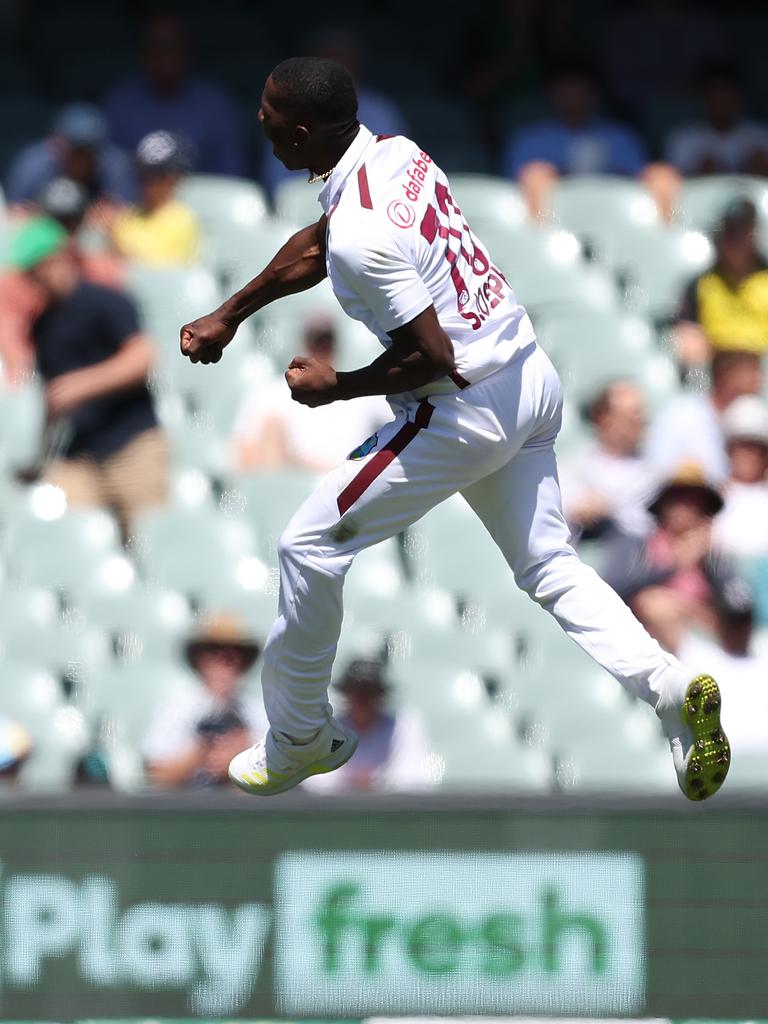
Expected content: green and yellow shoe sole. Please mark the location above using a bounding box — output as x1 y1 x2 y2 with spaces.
681 674 731 801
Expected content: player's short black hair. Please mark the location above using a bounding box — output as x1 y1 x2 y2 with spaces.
269 56 358 129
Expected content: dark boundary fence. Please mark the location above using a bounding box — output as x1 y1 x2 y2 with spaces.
0 791 766 1019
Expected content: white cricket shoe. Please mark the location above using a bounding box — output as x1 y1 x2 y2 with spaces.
657 673 731 801
228 717 358 796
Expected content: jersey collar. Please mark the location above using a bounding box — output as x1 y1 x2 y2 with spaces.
319 124 374 215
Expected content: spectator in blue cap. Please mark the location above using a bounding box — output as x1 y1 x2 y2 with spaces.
4 103 136 210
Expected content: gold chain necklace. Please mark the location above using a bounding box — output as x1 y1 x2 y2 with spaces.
307 167 335 185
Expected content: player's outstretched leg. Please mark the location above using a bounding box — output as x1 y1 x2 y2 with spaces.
228 495 360 796
464 444 731 801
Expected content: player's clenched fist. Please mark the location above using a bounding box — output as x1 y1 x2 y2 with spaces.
285 355 340 407
180 311 238 364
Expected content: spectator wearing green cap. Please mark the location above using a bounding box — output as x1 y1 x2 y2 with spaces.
10 217 168 539
0 178 125 386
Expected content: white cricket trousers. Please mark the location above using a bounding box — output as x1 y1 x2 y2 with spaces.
261 341 686 739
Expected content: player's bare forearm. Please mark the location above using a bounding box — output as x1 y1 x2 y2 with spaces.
336 345 448 399
286 307 456 406
220 216 328 326
180 216 327 364
336 305 454 398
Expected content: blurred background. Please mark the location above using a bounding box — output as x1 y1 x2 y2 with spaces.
0 0 767 1020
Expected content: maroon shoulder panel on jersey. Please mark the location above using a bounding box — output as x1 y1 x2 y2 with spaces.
357 165 373 209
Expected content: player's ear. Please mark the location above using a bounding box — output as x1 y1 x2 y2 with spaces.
293 124 310 149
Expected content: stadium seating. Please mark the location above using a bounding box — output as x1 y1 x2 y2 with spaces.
1 491 123 594
677 174 768 234
2 659 89 790
535 309 678 409
449 174 528 235
609 224 714 323
550 175 661 263
273 176 325 228
131 503 261 600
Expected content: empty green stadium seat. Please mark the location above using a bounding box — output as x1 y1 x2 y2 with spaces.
0 381 45 472
132 504 260 600
201 218 294 293
80 659 201 790
0 660 90 790
608 225 714 323
550 176 661 263
127 264 222 357
535 310 677 408
273 177 325 228
177 174 268 247
2 494 122 593
449 175 528 235
677 175 768 233
484 225 621 315
221 469 319 562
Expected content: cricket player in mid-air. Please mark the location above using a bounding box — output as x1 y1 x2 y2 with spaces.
180 57 730 800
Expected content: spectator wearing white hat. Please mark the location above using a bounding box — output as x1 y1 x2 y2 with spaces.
713 395 768 559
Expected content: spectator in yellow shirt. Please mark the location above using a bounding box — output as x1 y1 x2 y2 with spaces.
674 198 768 371
112 130 200 265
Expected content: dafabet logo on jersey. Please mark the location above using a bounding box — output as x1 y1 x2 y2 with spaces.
274 851 645 1016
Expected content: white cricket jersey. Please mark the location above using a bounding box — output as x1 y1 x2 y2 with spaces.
318 125 535 392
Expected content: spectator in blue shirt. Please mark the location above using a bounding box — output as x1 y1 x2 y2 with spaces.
5 104 136 209
104 12 246 178
502 61 649 218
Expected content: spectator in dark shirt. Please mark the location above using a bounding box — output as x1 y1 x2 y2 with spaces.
0 177 124 386
4 104 136 209
9 217 168 539
104 12 246 177
502 61 649 218
674 198 768 371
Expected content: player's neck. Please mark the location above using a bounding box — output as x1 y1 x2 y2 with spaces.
310 124 361 178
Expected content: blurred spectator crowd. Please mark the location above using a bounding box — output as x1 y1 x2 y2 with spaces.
1 0 768 797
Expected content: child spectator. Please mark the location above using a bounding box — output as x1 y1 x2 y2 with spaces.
111 131 201 266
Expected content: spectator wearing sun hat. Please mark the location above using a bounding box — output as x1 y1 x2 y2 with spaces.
4 103 135 209
143 612 265 788
601 461 745 653
712 395 768 559
110 131 201 266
